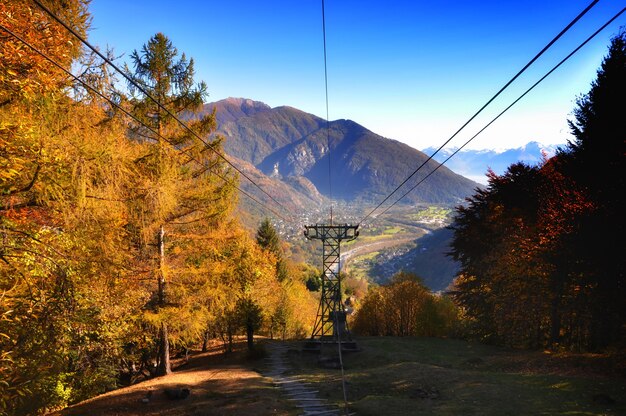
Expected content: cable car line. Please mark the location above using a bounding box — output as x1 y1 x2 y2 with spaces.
0 23 290 223
357 0 599 227
375 6 626 219
322 0 334 224
32 0 292 220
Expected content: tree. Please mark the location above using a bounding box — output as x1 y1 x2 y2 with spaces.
256 218 280 253
0 0 90 103
564 30 626 349
449 31 626 350
125 32 235 375
352 271 457 337
236 298 263 351
0 2 150 413
256 217 288 281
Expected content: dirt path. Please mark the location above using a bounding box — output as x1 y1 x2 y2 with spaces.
53 342 297 416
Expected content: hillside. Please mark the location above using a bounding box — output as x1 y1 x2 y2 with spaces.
201 98 480 206
366 226 459 292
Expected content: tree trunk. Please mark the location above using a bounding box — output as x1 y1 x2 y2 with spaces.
202 330 209 352
156 322 171 375
227 323 233 353
156 225 171 375
549 281 563 348
157 225 166 305
269 318 274 340
246 323 254 351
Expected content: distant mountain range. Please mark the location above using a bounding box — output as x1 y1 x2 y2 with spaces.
199 98 480 209
423 142 561 184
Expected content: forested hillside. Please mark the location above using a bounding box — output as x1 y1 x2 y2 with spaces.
0 2 317 414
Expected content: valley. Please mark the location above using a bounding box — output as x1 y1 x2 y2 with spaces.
210 97 470 291
254 200 460 292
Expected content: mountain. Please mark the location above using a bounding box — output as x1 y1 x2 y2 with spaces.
202 98 479 206
423 142 560 185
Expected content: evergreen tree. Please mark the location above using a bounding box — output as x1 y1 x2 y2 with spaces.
564 30 626 348
256 218 288 281
256 218 281 254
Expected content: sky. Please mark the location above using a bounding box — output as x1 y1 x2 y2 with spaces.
87 1 625 151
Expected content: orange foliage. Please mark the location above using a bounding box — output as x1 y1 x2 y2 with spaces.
0 0 89 101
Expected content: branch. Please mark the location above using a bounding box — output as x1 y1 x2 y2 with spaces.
0 198 40 212
5 164 40 196
0 253 35 300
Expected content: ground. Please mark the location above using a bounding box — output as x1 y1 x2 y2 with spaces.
286 337 626 416
52 340 297 416
52 337 626 416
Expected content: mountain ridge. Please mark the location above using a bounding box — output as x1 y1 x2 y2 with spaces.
423 141 560 184
201 98 480 207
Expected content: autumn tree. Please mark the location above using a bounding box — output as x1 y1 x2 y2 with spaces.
449 164 552 347
124 32 235 375
0 0 89 103
352 271 458 337
449 31 626 351
0 1 149 413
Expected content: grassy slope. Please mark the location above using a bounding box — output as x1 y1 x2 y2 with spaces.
286 337 626 416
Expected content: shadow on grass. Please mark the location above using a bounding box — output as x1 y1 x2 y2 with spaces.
287 336 626 416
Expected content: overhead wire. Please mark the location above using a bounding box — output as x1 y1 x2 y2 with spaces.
321 2 350 414
31 0 293 221
357 0 599 226
321 0 333 224
375 6 626 219
0 23 290 223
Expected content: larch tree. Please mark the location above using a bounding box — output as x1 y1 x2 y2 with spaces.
125 32 235 375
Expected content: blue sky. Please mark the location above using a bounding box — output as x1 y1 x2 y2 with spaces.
88 1 624 151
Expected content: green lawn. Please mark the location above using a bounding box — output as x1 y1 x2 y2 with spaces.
410 206 452 222
285 337 626 416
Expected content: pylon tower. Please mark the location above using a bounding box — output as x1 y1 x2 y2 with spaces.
304 223 358 348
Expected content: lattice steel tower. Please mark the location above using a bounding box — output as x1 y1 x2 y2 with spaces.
304 223 359 348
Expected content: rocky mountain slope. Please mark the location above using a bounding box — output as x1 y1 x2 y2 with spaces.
202 98 479 207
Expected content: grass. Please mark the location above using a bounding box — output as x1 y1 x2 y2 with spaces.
346 251 380 279
383 226 404 235
285 337 626 416
410 206 452 222
354 251 380 262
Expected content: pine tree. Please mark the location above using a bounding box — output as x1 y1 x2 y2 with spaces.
564 30 626 348
256 218 281 253
256 218 288 282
